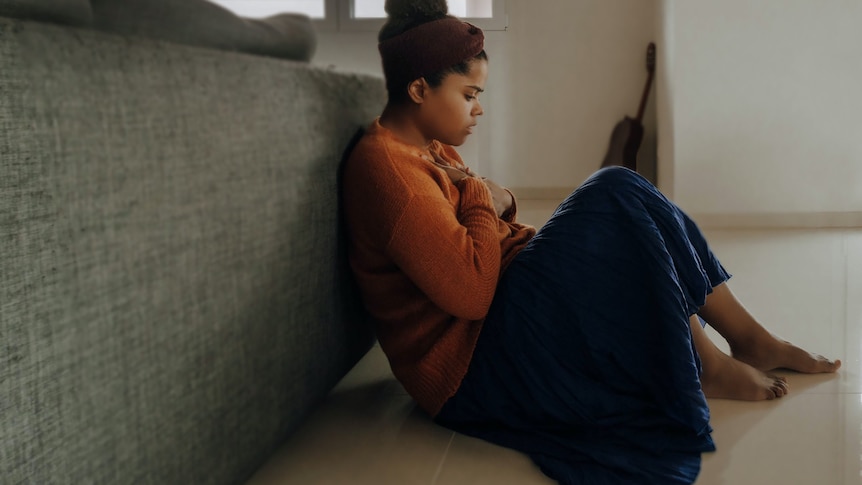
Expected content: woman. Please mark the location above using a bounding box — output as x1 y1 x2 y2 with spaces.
341 1 840 483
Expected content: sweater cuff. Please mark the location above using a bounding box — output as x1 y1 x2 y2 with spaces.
457 176 494 208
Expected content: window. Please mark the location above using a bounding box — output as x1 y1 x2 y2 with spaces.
210 0 326 19
209 0 506 32
352 0 493 19
346 0 506 31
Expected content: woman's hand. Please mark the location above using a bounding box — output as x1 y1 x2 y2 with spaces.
431 152 512 218
431 152 473 184
482 177 513 218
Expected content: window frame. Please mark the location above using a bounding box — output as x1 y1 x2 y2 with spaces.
212 0 507 33
311 0 339 32
337 0 508 32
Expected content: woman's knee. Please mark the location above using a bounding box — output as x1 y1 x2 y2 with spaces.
591 166 646 187
557 167 656 213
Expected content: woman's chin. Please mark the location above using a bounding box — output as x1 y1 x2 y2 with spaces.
443 134 469 146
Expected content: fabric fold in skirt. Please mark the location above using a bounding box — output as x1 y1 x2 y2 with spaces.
435 167 730 485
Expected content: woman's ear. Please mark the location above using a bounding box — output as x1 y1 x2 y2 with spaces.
407 78 428 104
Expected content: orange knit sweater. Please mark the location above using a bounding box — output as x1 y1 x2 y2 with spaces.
342 119 536 416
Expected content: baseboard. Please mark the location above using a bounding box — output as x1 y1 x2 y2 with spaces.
509 187 573 201
511 186 862 229
687 212 862 229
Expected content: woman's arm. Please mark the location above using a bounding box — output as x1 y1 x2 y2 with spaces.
385 177 501 321
431 151 514 219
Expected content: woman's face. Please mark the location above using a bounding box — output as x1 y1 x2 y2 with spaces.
415 59 488 146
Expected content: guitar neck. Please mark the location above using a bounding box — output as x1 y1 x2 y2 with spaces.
635 70 655 123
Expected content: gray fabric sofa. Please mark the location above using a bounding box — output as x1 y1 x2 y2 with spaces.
1 14 383 485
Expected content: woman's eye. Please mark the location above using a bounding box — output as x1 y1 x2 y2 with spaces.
465 95 476 101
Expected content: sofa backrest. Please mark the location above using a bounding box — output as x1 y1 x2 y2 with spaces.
0 17 383 485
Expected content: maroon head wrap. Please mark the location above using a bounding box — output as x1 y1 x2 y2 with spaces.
378 17 485 85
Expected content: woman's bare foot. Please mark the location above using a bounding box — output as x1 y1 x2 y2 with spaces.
698 284 841 375
691 316 789 400
731 334 842 374
700 351 790 401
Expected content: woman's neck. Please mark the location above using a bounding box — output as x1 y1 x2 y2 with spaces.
379 104 432 149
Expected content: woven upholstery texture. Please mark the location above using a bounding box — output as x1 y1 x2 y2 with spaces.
0 17 382 485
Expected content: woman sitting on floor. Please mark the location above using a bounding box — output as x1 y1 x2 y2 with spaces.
341 1 840 483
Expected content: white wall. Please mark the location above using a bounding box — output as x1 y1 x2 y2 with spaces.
314 0 660 191
483 0 658 190
660 0 862 215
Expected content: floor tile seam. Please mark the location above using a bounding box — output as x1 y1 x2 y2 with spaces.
841 231 850 365
430 432 456 485
791 390 860 395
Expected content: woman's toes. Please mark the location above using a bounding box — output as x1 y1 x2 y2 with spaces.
813 356 841 373
769 375 789 397
792 351 841 373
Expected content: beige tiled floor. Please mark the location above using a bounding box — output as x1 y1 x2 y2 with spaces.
247 200 862 485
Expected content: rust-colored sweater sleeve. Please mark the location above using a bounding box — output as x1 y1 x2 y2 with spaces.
386 176 501 320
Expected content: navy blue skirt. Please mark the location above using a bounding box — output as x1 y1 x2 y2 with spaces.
435 167 729 484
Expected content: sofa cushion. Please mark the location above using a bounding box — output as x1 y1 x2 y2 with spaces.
90 0 316 62
1 15 381 485
0 0 92 26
